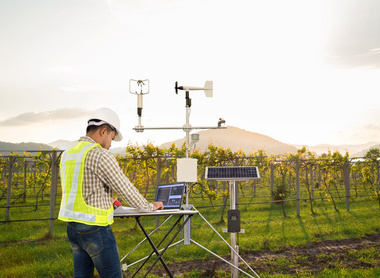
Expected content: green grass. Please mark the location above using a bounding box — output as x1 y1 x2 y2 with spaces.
260 268 380 278
1 195 380 277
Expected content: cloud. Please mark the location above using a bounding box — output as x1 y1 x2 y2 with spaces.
323 0 380 69
0 108 90 127
348 123 380 144
59 85 100 93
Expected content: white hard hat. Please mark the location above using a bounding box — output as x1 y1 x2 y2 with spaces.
88 108 123 141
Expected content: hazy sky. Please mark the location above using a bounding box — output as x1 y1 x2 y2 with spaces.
1 0 380 148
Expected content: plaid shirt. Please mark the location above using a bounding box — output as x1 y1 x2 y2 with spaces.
79 136 153 211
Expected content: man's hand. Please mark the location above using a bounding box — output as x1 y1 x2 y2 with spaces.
152 201 164 210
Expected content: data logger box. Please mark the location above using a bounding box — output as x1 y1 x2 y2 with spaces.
177 158 198 182
228 209 241 233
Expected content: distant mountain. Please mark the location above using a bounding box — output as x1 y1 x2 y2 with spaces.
160 126 298 155
0 141 53 155
47 140 126 156
109 147 128 156
48 140 77 150
352 144 380 157
2 128 378 157
294 142 379 157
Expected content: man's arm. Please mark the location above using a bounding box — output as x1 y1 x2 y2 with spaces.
99 151 160 211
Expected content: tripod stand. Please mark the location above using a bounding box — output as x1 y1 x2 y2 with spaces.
119 205 260 278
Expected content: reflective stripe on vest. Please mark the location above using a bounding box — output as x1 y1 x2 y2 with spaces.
58 141 114 226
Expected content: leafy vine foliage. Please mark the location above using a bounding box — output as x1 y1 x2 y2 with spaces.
1 146 380 221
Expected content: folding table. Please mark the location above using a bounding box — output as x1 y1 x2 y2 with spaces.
114 210 198 278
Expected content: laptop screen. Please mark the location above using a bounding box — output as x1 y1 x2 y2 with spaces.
155 182 185 210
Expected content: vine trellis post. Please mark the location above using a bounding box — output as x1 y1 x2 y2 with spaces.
296 159 300 217
343 161 351 212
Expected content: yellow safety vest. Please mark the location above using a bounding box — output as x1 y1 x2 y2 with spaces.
58 141 114 226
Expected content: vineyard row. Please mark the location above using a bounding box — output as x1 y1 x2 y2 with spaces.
1 145 380 235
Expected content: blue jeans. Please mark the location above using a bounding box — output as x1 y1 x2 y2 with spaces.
67 222 122 278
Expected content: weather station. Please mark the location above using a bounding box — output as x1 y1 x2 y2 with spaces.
129 79 227 217
117 79 260 278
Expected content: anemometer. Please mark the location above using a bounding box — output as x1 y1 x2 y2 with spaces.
129 79 226 157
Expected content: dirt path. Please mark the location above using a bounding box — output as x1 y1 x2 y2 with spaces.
148 234 380 277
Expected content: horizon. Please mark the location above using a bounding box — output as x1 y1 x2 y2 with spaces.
2 125 379 149
1 0 380 148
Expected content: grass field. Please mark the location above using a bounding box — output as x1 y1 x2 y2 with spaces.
1 193 380 277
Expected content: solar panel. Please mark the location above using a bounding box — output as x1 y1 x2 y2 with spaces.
205 166 260 181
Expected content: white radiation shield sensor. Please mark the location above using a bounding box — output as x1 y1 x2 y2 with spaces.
177 158 198 182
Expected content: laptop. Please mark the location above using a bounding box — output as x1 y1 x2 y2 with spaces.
154 182 185 212
114 182 185 215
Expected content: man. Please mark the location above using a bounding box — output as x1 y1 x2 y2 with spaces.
58 107 163 278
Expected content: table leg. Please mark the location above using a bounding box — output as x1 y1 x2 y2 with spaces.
143 214 193 277
132 216 184 277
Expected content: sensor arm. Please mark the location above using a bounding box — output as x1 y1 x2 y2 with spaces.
133 124 227 132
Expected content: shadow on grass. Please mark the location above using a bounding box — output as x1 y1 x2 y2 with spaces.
297 216 310 242
264 203 275 235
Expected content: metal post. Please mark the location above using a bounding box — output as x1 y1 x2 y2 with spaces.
310 165 314 199
377 161 380 195
183 92 191 245
230 180 239 278
270 164 274 202
49 151 58 236
185 91 191 158
296 160 300 217
155 158 163 228
156 157 162 186
343 161 350 212
23 160 27 203
183 183 191 245
6 157 16 221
